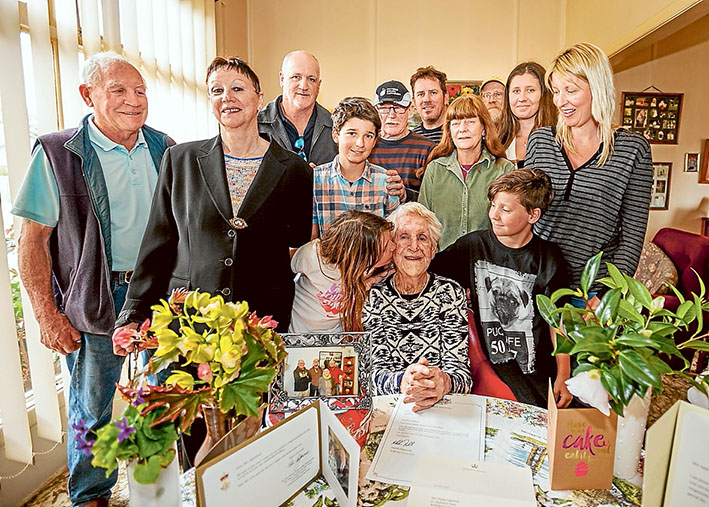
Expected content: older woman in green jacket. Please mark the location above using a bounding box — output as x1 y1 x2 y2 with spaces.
418 95 514 250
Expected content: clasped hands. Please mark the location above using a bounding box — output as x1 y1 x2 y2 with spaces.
399 358 451 412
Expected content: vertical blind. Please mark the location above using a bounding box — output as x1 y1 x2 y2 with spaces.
0 0 217 466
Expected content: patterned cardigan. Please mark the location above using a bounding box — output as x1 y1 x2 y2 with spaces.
363 273 473 395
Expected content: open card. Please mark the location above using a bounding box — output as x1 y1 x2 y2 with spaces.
643 400 709 507
269 332 372 415
195 400 359 507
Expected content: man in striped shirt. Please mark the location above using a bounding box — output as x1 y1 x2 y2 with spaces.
410 66 449 145
369 80 434 201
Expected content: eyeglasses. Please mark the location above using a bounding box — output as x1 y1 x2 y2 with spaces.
482 91 504 100
376 105 408 115
294 137 307 161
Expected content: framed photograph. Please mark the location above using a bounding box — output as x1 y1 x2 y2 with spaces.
620 92 683 144
446 80 483 104
685 153 699 172
650 162 672 210
700 140 709 184
269 332 372 415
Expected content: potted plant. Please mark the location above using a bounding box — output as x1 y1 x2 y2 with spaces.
536 252 709 478
118 288 288 464
76 383 211 506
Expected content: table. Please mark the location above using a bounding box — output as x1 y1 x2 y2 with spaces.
182 395 643 506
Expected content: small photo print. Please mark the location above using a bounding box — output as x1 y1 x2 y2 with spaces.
685 153 699 172
283 346 359 398
635 96 650 107
634 109 648 128
328 427 350 496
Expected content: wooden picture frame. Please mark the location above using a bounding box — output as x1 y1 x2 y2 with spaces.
446 80 483 104
620 92 683 144
650 162 672 210
700 140 709 184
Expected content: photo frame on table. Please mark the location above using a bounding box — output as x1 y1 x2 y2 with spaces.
650 162 672 210
268 332 372 415
700 140 709 184
620 92 682 144
684 153 699 173
446 80 483 104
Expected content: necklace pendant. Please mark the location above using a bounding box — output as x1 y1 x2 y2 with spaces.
230 217 248 229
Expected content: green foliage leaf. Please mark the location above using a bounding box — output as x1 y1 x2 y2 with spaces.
616 332 662 349
648 355 673 375
682 340 709 352
580 252 603 296
550 288 579 304
536 295 560 327
553 334 575 355
626 277 653 310
605 263 628 291
601 369 621 402
132 455 163 485
617 299 645 325
595 289 621 323
618 350 662 390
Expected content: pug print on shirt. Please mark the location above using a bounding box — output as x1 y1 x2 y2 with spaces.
474 260 537 373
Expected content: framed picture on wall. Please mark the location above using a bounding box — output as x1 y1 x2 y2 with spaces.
446 81 483 104
650 162 672 210
700 140 709 184
684 153 699 172
620 92 683 144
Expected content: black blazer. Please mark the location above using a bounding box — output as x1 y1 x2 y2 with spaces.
117 137 313 330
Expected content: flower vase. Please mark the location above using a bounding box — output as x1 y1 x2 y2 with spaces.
127 447 181 507
613 388 652 479
194 404 265 466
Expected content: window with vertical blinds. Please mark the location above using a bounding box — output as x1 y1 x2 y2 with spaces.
0 0 216 467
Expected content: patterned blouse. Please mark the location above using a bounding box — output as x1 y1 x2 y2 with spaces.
363 273 473 395
224 155 263 216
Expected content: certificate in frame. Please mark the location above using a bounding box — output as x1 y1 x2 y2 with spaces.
269 332 372 415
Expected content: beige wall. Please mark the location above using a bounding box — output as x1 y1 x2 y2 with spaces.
229 0 564 110
565 0 701 54
613 14 709 239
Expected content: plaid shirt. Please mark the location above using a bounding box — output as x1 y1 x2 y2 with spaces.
313 156 399 235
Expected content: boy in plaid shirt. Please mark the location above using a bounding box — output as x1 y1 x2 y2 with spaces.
312 97 400 238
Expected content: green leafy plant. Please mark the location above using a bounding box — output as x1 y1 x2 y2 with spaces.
536 252 709 416
78 384 209 484
147 289 287 418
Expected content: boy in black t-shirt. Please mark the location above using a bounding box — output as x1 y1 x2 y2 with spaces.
430 169 572 408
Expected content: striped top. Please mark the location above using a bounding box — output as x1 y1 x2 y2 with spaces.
412 123 443 145
369 131 434 192
526 126 653 292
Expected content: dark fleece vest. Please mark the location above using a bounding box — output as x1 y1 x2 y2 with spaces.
38 119 170 335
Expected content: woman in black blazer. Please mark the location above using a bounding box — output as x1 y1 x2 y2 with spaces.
113 57 312 344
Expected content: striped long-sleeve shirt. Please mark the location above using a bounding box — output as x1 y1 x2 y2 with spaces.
368 131 434 193
526 126 653 292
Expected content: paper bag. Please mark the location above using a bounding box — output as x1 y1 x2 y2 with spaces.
547 383 618 490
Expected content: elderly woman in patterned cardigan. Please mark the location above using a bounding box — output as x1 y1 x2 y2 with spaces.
363 202 472 411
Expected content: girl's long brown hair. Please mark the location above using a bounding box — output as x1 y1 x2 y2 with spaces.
319 211 392 331
419 95 506 178
498 62 557 150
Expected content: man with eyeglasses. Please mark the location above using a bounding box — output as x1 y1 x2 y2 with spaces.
480 77 506 124
258 50 337 166
369 80 434 201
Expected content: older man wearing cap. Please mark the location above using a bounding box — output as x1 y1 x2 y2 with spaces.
369 80 434 201
480 77 505 124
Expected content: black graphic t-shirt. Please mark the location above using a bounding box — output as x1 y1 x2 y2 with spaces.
431 229 569 406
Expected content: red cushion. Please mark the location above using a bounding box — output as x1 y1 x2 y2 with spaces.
467 309 516 400
653 228 709 296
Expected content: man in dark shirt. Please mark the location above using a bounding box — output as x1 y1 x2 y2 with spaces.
410 66 449 144
293 359 311 398
258 50 337 166
309 358 323 396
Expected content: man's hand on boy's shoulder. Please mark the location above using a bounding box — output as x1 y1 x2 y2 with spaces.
385 169 406 201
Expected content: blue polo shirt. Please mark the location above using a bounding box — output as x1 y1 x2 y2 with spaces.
11 116 158 271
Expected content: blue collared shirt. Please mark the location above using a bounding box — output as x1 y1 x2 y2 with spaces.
12 116 157 270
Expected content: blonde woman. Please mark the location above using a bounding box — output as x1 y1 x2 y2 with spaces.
418 95 514 251
290 210 395 332
497 62 558 167
525 43 653 307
